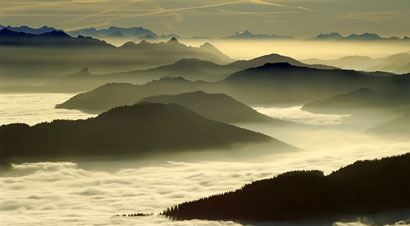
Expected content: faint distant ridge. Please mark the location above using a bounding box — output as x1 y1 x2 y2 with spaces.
223 30 292 40
0 28 112 47
0 25 57 34
164 152 410 222
68 26 158 39
313 32 410 41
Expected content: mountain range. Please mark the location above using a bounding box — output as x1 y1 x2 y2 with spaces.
313 32 410 41
223 30 292 40
0 102 287 161
50 52 335 92
0 28 110 47
56 62 408 113
0 25 57 34
303 53 410 74
68 26 158 39
0 29 232 80
138 91 273 124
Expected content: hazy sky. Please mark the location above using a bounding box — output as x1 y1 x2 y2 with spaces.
1 0 409 37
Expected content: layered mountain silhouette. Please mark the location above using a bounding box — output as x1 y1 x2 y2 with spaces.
56 77 210 112
302 88 383 114
164 153 410 222
303 87 410 114
52 53 335 92
314 33 343 40
223 30 292 40
218 62 398 105
313 32 410 41
367 113 410 138
0 103 285 161
0 31 232 79
304 53 410 74
369 53 410 74
0 28 110 47
138 91 272 123
0 25 56 34
303 56 377 71
57 62 410 112
68 26 158 39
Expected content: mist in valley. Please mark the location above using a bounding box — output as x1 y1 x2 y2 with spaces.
2 93 410 225
2 9 410 224
106 38 410 61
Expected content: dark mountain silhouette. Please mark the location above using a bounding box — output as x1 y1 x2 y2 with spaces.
344 32 382 41
51 53 335 92
0 28 111 47
56 77 211 112
314 33 343 40
117 53 336 81
57 62 410 112
0 25 56 34
223 30 292 40
226 53 334 70
116 38 232 64
138 91 273 123
164 153 410 222
312 32 410 41
0 103 284 161
218 62 393 105
109 58 230 82
1 34 232 81
69 26 158 39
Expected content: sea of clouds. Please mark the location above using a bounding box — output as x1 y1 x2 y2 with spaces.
1 94 410 225
2 138 410 226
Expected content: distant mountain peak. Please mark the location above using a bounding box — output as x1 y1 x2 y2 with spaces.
346 32 381 40
200 42 215 48
167 37 179 43
315 32 343 40
1 25 57 35
66 67 92 79
80 67 90 74
121 41 138 48
225 30 291 40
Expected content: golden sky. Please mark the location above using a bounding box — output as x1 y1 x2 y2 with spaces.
1 0 409 37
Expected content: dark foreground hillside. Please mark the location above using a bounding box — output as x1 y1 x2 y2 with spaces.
0 103 284 161
164 153 410 222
